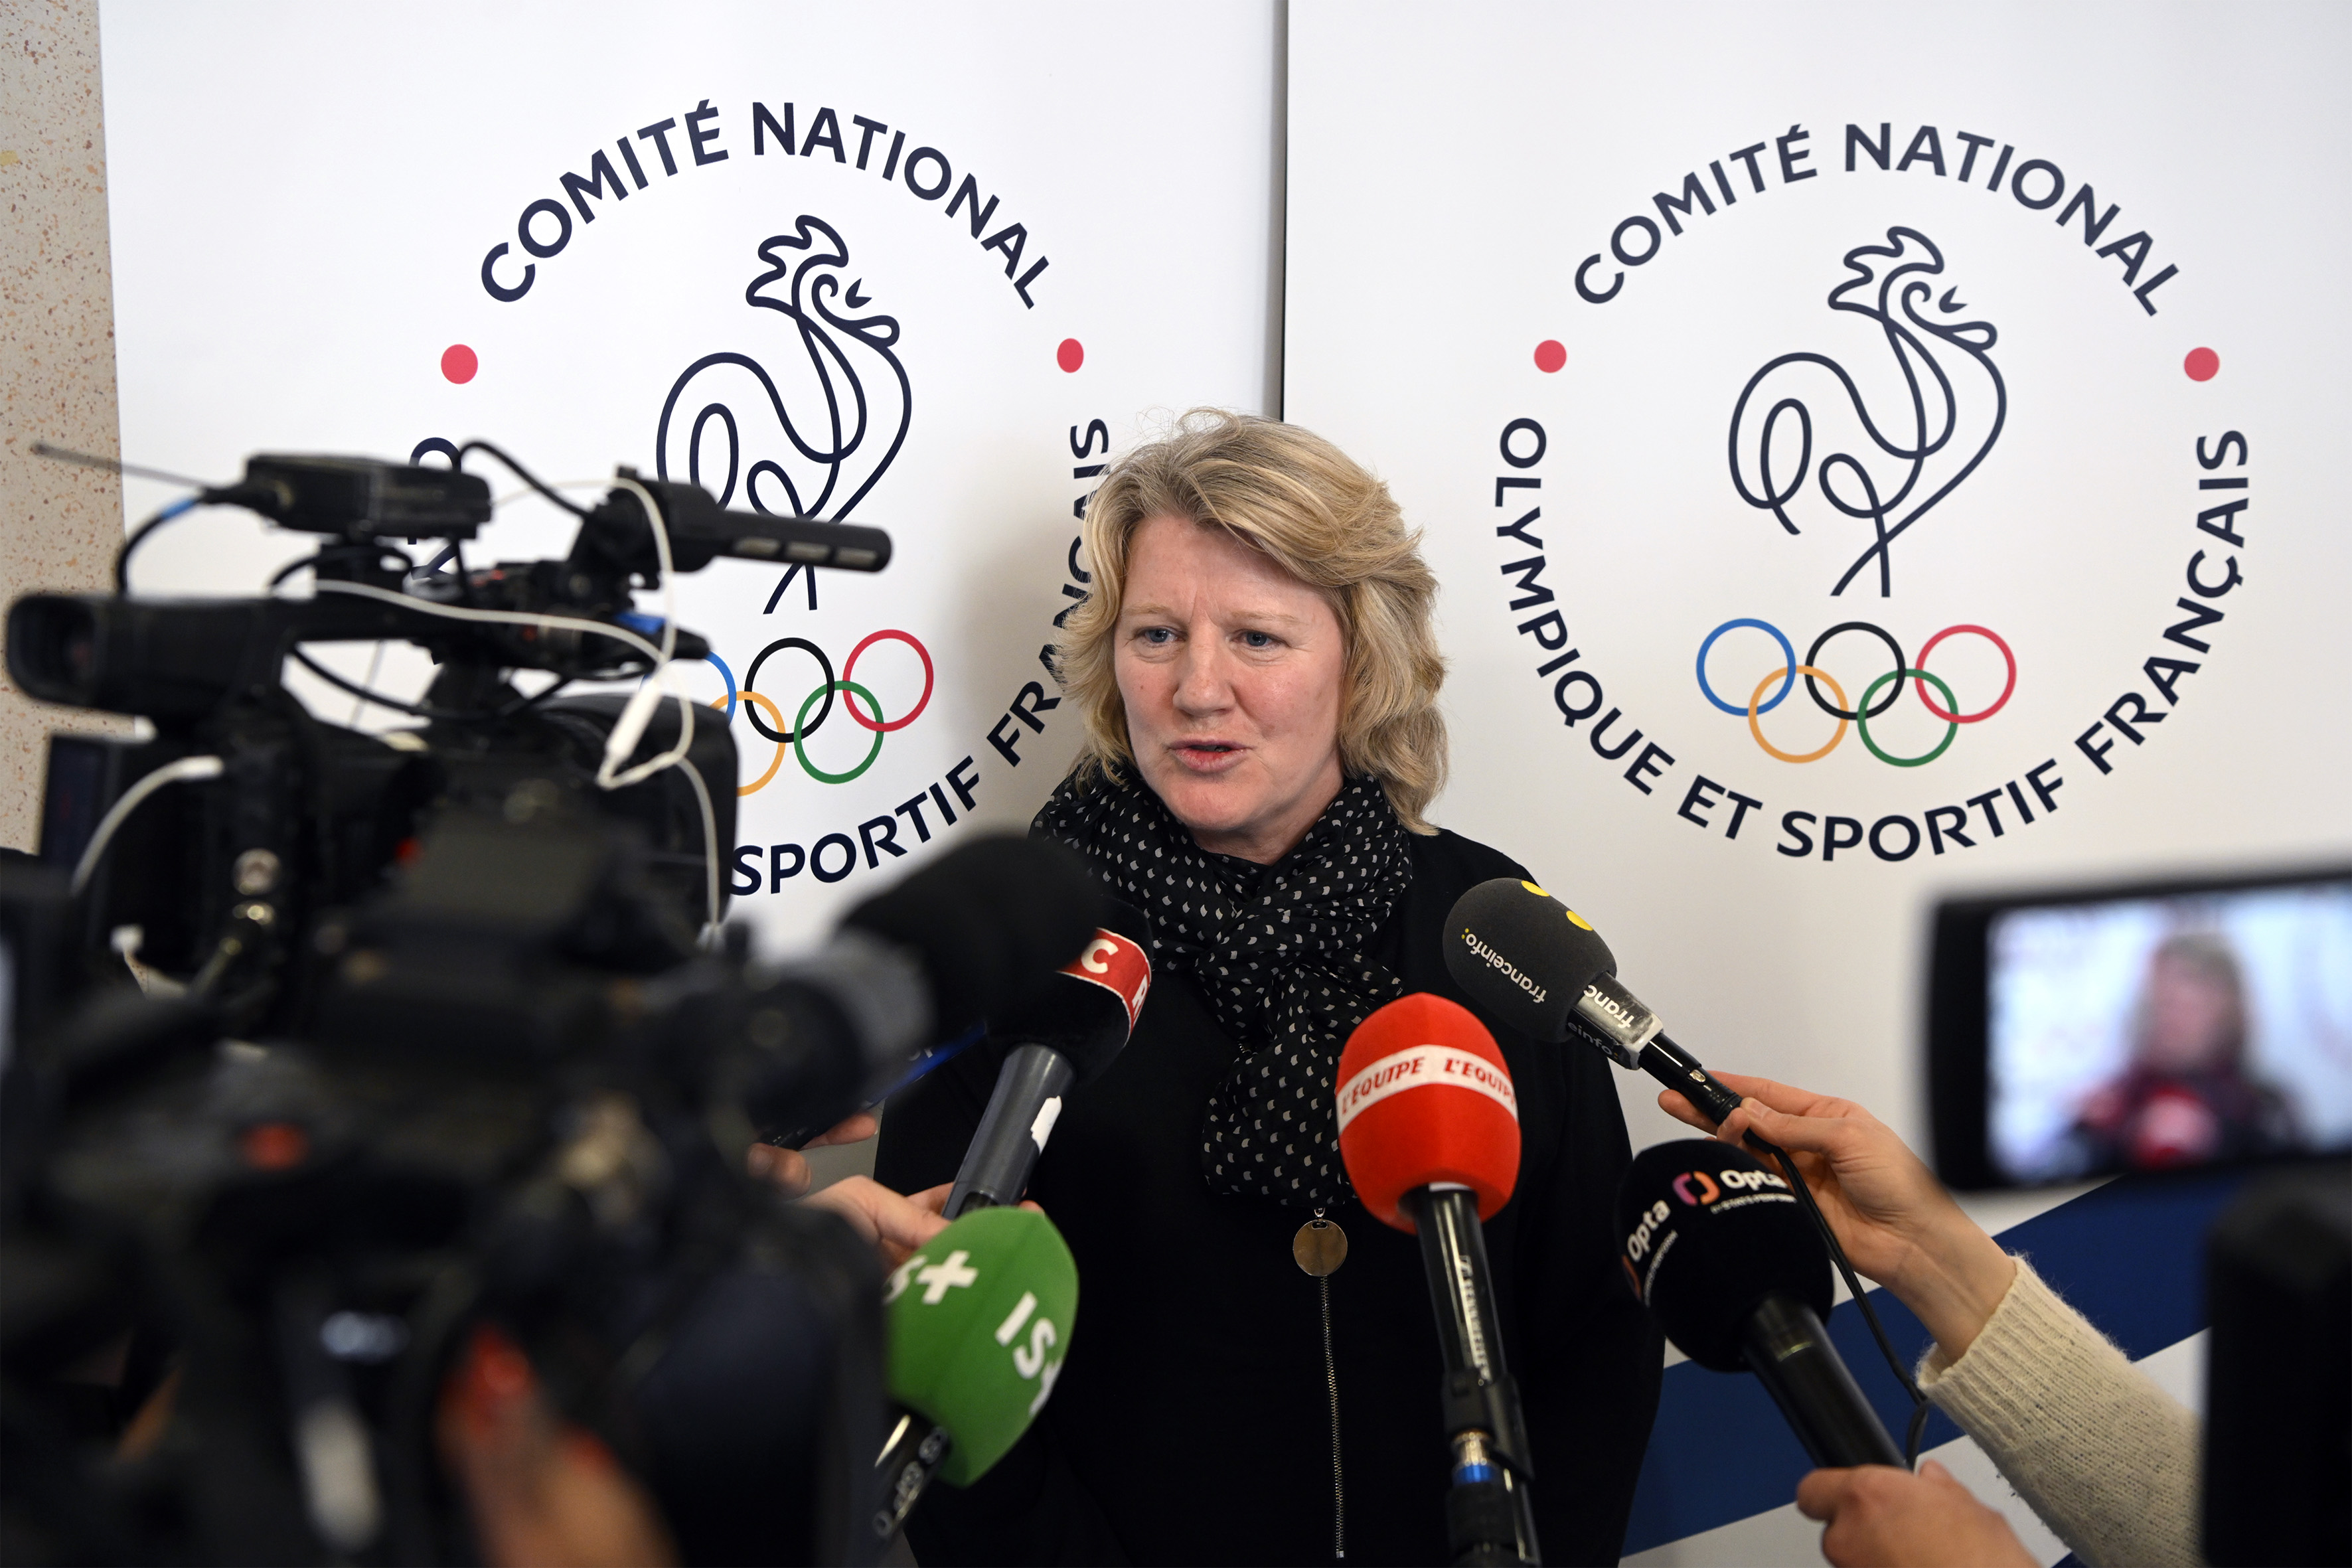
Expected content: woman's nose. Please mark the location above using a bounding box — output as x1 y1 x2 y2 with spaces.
1172 643 1233 716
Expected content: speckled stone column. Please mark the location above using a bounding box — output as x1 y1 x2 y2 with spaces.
2 0 126 853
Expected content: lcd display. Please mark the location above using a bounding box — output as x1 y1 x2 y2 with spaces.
1984 880 2352 1182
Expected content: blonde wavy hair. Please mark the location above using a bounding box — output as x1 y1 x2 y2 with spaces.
1054 409 1447 832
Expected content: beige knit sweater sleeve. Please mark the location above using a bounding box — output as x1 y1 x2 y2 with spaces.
1917 1258 2202 1568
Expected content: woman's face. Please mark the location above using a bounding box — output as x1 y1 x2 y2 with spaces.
1115 514 1348 864
2139 953 2238 1073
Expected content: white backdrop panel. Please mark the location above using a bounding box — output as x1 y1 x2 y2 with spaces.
1287 0 2352 1168
99 0 1280 951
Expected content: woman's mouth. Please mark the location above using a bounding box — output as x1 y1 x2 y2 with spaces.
1171 741 1247 773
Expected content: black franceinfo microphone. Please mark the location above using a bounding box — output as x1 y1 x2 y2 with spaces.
945 898 1153 1217
1443 878 1747 1127
1617 1140 1905 1469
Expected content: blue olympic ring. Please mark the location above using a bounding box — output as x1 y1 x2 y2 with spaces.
702 652 738 722
1696 619 1797 716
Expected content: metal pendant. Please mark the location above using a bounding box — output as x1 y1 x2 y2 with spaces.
1293 1214 1348 1277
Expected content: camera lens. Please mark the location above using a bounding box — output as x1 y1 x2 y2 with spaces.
5 595 102 706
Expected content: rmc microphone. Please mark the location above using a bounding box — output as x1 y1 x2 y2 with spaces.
944 899 1151 1217
1616 1140 1905 1469
1443 878 1746 1128
874 1205 1080 1543
1336 993 1539 1567
749 835 1107 1148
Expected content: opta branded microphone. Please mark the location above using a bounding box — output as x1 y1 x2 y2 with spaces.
1336 992 1539 1567
744 835 1106 1146
944 898 1152 1217
874 1206 1080 1543
1616 1140 1905 1469
1443 878 1745 1127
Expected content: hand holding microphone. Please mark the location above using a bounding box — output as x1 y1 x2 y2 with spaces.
1796 1462 2037 1568
1662 1073 2019 1363
1336 993 1540 1567
1446 876 1934 1460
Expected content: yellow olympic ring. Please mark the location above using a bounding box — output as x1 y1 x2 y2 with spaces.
714 690 790 795
1748 665 1849 763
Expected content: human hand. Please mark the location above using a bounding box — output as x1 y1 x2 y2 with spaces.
1658 1073 2014 1355
801 1176 953 1269
1797 1460 2036 1568
437 1323 678 1568
744 1111 880 1198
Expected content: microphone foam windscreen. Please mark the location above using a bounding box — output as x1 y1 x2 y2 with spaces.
842 835 1103 1034
986 898 1154 1085
1443 878 1618 1044
1614 1139 1831 1371
1335 992 1522 1231
885 1205 1079 1487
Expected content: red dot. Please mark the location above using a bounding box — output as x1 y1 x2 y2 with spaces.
1056 338 1084 373
2183 347 2219 382
441 344 479 384
1533 339 1567 374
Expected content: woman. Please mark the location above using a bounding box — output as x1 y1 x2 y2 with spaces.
1664 1075 2199 1568
876 412 1660 1566
2061 932 2294 1176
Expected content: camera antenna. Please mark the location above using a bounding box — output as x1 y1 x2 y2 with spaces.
27 439 213 491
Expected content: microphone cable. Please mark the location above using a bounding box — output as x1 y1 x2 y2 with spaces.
1742 1129 1932 1465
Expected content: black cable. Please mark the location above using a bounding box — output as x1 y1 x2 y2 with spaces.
455 439 591 517
116 497 200 592
289 647 578 725
270 543 418 590
1748 1132 1932 1465
449 538 480 608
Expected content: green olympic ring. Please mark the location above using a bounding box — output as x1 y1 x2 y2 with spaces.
792 679 886 784
1855 667 1959 768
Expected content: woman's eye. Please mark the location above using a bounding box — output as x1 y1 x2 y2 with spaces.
1137 626 1175 646
1240 630 1278 649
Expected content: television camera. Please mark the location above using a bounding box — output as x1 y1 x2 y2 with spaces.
0 446 1097 1564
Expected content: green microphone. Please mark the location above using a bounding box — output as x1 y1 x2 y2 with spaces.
873 1206 1079 1542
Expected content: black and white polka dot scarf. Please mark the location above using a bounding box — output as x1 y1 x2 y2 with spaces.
1033 768 1413 1210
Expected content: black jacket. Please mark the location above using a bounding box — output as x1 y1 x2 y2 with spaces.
875 828 1661 1565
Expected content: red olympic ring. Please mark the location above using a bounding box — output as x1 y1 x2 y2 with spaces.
1913 625 2016 724
840 629 935 733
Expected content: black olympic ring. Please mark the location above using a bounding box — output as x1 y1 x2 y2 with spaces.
1804 621 1909 722
742 637 835 745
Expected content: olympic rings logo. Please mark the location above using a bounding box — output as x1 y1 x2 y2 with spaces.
702 629 935 793
1693 619 2015 767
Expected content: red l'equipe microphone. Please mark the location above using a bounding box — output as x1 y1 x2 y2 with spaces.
1336 993 1538 1567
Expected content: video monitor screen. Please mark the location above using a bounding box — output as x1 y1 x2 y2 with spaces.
1982 879 2352 1185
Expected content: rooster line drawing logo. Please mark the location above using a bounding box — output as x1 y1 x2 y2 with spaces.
1493 120 2244 865
1699 226 2017 769
1729 226 2005 600
657 215 911 521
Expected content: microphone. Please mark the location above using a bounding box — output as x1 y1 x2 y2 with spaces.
1616 1140 1905 1468
840 835 1106 1041
742 835 1105 1148
1336 992 1539 1567
1443 878 1745 1127
874 1205 1079 1543
944 898 1152 1218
